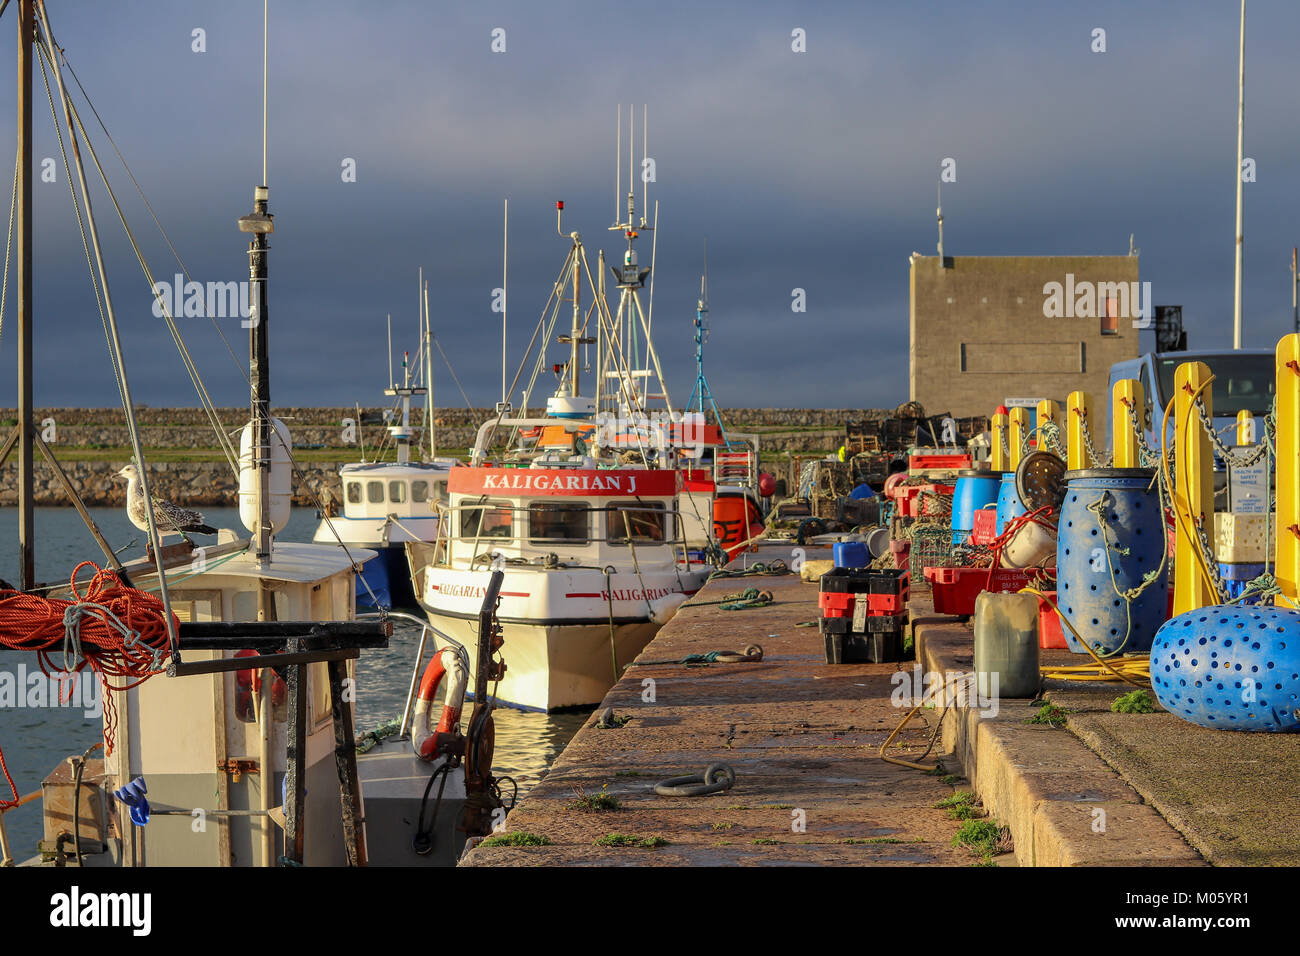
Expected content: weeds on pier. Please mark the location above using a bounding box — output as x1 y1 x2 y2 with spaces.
842 837 902 844
595 833 668 848
933 790 981 820
953 819 1013 865
566 783 621 812
480 831 552 847
1026 703 1071 726
1111 689 1157 714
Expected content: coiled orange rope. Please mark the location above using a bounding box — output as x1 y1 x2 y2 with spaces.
0 562 177 806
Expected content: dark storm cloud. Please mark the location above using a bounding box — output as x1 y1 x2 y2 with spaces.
0 0 1296 411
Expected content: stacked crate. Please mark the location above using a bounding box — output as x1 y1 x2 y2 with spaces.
818 567 909 664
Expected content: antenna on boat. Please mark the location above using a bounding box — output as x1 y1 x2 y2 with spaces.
686 238 726 442
386 313 393 388
425 278 435 460
502 198 508 410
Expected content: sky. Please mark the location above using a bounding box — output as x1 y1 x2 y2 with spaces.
0 0 1296 411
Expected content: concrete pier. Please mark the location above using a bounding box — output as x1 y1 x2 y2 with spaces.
462 545 998 866
463 544 1300 867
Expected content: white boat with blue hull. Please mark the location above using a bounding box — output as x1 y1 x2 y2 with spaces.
315 460 452 609
315 327 457 610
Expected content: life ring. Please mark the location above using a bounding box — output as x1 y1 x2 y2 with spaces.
411 647 468 760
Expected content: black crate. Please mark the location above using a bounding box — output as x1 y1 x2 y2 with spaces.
867 568 909 595
823 630 903 664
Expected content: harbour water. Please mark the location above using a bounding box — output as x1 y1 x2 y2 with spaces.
0 506 587 860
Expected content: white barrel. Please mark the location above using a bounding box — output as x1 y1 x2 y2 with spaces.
239 417 292 536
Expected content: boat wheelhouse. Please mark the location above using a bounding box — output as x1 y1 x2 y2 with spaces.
407 460 709 711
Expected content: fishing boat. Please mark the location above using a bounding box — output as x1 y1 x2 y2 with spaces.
313 324 457 609
0 0 508 868
408 123 717 709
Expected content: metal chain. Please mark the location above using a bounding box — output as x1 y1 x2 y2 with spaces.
1077 409 1112 467
1120 398 1173 472
1191 397 1271 468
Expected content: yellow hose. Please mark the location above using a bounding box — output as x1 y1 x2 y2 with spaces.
1021 586 1150 687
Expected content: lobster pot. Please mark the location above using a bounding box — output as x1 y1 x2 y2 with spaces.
994 472 1026 536
1150 605 1300 732
238 417 292 536
951 469 1000 545
1056 468 1167 656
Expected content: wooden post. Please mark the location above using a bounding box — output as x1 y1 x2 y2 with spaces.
1008 407 1030 472
1111 379 1144 469
1173 361 1216 614
1235 409 1254 445
1276 335 1300 601
328 658 366 866
1035 399 1062 456
1066 391 1093 472
990 412 1009 472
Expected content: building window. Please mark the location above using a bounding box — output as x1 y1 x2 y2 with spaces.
1101 298 1119 335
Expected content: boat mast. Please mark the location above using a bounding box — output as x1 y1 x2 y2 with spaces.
16 0 33 589
424 278 434 460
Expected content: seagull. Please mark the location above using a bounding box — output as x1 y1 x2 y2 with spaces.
116 463 218 541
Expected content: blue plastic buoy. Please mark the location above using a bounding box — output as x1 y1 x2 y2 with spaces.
994 472 1026 536
1150 604 1300 732
1055 468 1168 655
952 469 1001 545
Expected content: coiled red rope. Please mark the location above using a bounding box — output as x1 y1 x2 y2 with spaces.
0 562 177 807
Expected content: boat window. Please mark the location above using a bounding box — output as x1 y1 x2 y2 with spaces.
389 480 407 503
459 502 514 540
436 481 449 505
607 502 667 543
529 502 588 542
345 481 362 504
367 481 384 504
411 480 428 503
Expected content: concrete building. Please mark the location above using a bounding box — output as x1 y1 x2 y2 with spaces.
909 254 1141 418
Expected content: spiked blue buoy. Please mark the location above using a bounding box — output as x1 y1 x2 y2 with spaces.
1150 604 1300 732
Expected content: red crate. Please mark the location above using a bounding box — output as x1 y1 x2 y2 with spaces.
969 508 998 546
818 591 853 617
923 566 1037 617
1035 591 1069 649
909 453 971 472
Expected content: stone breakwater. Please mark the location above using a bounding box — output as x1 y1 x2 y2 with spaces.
0 459 341 508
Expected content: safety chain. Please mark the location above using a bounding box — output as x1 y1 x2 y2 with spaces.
1077 409 1113 468
1120 398 1173 472
1191 397 1272 469
1194 519 1228 604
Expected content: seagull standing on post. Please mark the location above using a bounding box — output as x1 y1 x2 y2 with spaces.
117 463 218 544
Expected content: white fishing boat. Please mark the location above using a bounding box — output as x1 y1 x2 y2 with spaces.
314 325 457 609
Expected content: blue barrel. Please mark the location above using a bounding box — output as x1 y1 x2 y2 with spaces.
994 472 1026 536
951 469 1000 545
1055 468 1168 655
833 541 869 569
1150 604 1300 732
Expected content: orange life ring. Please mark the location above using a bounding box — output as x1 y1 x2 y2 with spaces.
411 647 468 760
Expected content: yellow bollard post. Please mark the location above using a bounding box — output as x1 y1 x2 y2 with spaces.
1066 391 1093 472
1173 361 1216 614
1008 407 1030 472
1036 399 1063 458
991 412 1009 472
1111 379 1144 469
1235 409 1254 446
1276 334 1300 601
